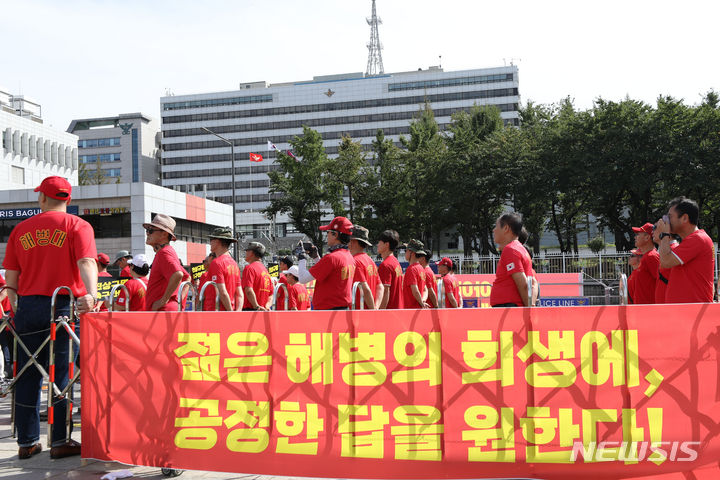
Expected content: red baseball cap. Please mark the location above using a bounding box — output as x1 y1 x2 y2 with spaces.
97 253 110 265
632 223 654 236
34 176 71 201
438 257 453 269
319 216 353 235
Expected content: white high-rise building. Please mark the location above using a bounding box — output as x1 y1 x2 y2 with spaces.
160 65 520 238
0 87 78 189
67 113 160 184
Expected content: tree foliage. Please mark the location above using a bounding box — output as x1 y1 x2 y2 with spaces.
265 93 720 253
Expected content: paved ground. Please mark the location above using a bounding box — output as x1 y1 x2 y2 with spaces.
0 386 310 479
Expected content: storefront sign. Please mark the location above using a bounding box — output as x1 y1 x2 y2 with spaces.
0 206 79 219
83 207 128 215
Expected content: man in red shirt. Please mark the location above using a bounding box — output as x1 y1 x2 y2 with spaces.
203 227 242 311
437 257 460 308
656 197 715 303
281 265 310 310
349 225 382 309
377 229 403 309
403 239 429 309
3 176 97 459
627 249 642 304
275 256 294 311
490 213 531 307
630 222 659 304
114 254 149 311
652 220 678 303
417 253 439 308
295 216 356 310
114 250 133 278
96 253 112 311
241 242 272 311
144 214 187 311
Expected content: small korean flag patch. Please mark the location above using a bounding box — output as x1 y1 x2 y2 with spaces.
506 262 515 271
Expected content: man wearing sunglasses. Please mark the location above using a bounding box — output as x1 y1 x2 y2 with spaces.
144 214 188 311
295 216 356 310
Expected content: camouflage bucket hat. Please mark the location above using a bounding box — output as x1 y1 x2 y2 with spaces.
405 238 426 256
246 241 266 257
208 226 237 243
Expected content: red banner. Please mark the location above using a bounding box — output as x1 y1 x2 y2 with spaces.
454 273 582 307
81 305 720 479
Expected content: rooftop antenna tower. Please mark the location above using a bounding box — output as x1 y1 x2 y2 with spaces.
365 0 384 76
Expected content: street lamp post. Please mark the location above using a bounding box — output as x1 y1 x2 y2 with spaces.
201 127 238 261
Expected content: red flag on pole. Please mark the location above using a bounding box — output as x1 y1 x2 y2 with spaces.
249 152 263 162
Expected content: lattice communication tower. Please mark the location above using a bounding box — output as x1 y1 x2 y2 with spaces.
365 0 384 76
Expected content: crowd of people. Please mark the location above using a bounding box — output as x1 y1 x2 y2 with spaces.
0 176 716 461
626 197 716 304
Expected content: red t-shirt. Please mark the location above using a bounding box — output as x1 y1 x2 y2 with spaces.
241 261 272 310
633 249 659 304
666 229 715 303
628 269 638 303
198 271 208 294
309 248 355 310
378 254 403 309
276 275 289 311
116 277 147 311
0 275 11 315
353 252 380 309
402 262 427 308
97 271 113 311
204 254 241 311
656 242 678 304
490 240 531 307
120 265 132 278
424 265 437 307
3 211 96 297
442 273 460 308
291 282 310 311
145 245 184 311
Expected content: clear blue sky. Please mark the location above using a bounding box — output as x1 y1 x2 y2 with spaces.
3 0 718 129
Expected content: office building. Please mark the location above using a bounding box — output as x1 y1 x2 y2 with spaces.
160 65 520 238
0 88 78 189
67 113 160 184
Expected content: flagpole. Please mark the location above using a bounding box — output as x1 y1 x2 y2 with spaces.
250 156 253 213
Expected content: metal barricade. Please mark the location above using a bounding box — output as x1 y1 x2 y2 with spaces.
48 287 80 446
436 278 445 308
351 282 364 310
272 283 289 310
619 273 629 305
108 284 130 312
527 275 534 308
178 281 199 312
197 281 218 311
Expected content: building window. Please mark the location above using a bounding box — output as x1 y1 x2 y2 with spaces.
162 94 273 111
132 128 139 182
11 166 24 184
103 168 122 178
82 213 131 238
78 137 121 148
80 153 121 163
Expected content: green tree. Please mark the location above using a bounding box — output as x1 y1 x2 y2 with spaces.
78 159 107 185
400 103 449 254
444 105 505 255
353 129 406 239
327 135 366 222
264 126 340 252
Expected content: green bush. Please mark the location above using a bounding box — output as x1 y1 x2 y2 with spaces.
587 236 606 254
